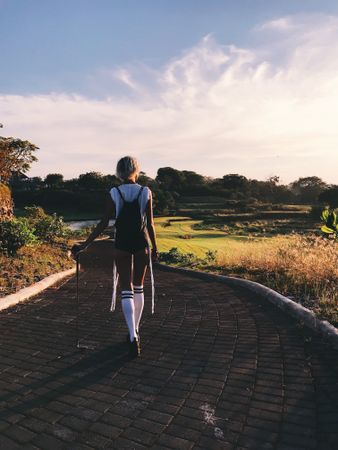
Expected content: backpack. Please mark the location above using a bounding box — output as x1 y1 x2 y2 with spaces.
114 186 145 240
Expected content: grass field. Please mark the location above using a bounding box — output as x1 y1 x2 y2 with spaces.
155 216 251 256
155 216 338 327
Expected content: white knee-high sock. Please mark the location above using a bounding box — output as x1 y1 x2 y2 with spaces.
134 285 144 333
121 290 137 342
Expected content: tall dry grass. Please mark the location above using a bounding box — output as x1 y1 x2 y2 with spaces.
216 235 338 325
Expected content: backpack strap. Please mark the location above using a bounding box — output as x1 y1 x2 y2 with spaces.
136 186 144 200
116 186 125 202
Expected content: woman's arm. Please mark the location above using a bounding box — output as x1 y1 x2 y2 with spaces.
145 191 158 258
81 193 115 249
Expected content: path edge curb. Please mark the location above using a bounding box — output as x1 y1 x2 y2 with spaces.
156 263 338 350
0 267 76 312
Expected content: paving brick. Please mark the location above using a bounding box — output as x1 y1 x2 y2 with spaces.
0 419 11 432
6 412 25 424
20 445 41 450
141 409 173 425
63 444 94 450
151 445 172 450
172 414 206 432
111 436 147 449
31 433 66 450
252 392 283 404
250 400 283 414
157 433 194 450
120 427 157 446
280 432 317 449
69 406 102 422
246 416 279 433
197 436 234 450
0 263 337 449
49 423 78 442
132 417 166 434
59 415 90 432
101 412 133 428
89 421 122 439
275 445 309 450
166 423 201 441
237 434 275 449
4 424 36 444
241 425 278 444
0 435 21 450
28 407 64 424
151 401 180 415
248 407 282 422
281 421 316 437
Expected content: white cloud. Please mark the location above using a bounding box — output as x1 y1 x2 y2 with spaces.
257 16 295 32
1 13 338 183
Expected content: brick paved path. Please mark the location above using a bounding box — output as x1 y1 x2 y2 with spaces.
0 254 337 449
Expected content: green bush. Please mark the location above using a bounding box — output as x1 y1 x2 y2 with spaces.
159 247 218 265
205 249 218 263
24 205 47 223
161 220 171 228
33 213 70 242
159 247 197 265
0 218 36 256
22 206 70 242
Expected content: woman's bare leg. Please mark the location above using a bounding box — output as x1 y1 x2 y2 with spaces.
115 249 136 341
115 249 133 291
133 247 149 333
133 247 149 286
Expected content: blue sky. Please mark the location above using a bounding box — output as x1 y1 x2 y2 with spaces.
1 1 338 182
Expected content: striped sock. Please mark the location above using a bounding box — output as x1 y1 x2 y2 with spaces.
134 285 144 333
121 290 137 342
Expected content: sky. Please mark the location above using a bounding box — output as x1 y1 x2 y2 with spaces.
1 0 338 184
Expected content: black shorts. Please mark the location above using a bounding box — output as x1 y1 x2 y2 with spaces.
115 233 148 254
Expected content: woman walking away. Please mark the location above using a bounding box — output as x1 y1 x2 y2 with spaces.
72 156 158 357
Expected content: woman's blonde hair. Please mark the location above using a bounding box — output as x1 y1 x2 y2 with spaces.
116 156 140 181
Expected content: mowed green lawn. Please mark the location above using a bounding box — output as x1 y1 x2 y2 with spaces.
154 216 249 257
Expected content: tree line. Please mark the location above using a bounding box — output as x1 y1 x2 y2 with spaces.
1 130 336 215
10 168 338 215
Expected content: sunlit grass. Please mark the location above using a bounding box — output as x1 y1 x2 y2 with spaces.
215 234 338 325
156 217 338 326
155 216 249 256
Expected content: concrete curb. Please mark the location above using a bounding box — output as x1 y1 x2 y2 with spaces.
0 267 76 312
156 263 338 351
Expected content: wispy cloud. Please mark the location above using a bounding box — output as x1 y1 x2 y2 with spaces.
257 16 295 31
1 14 338 183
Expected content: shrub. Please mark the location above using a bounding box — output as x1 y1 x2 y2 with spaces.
22 206 70 242
24 205 47 223
161 220 171 228
0 218 36 256
159 247 197 265
205 249 218 263
33 213 70 242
